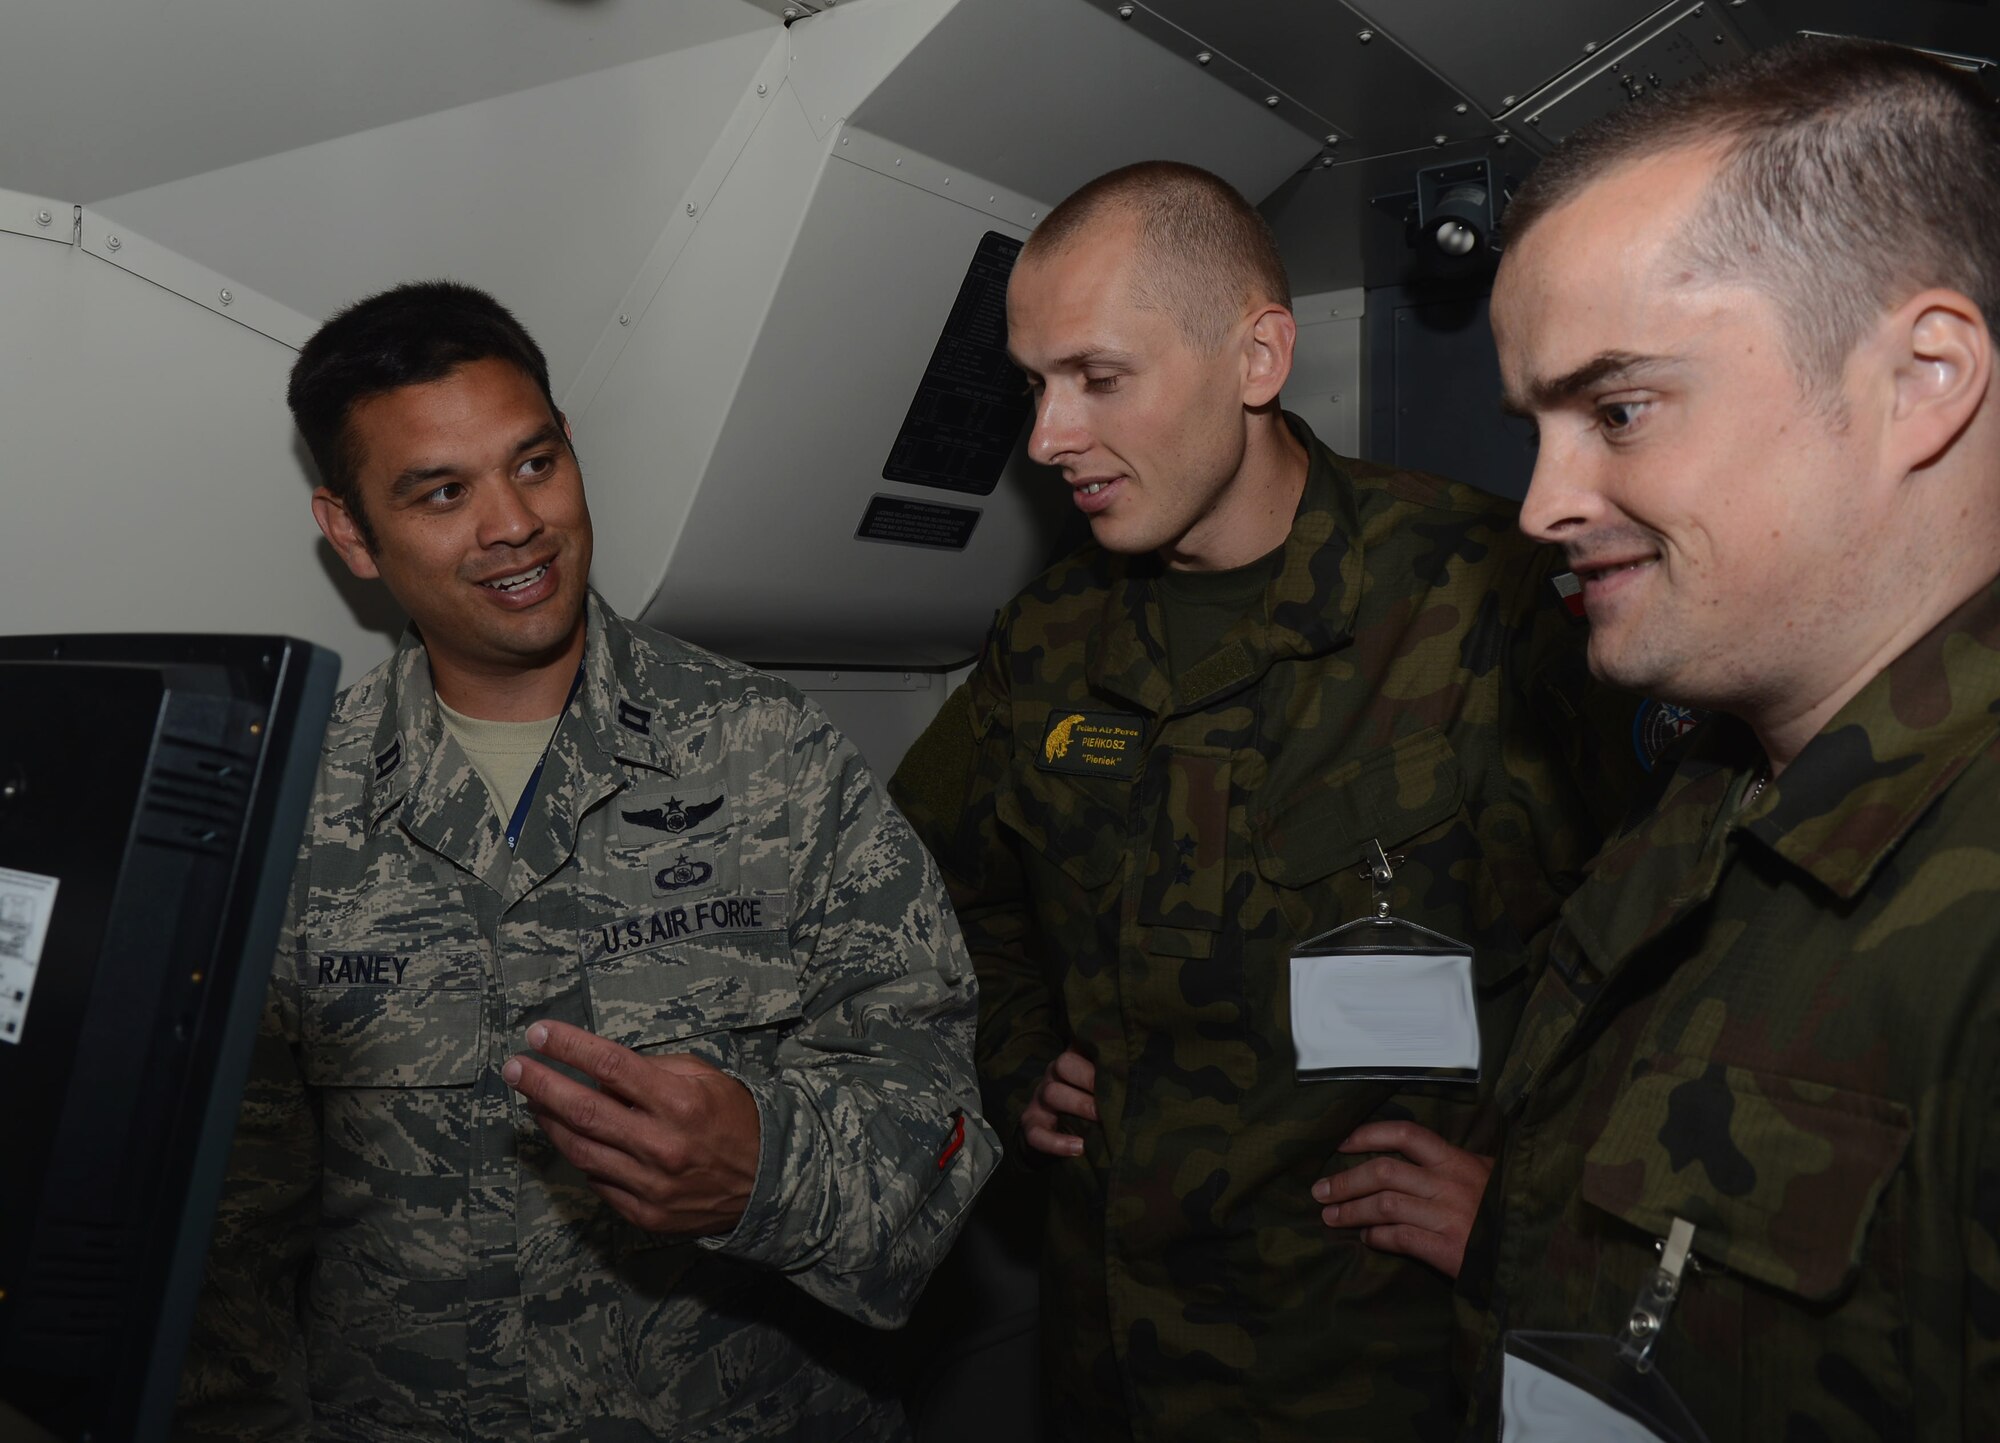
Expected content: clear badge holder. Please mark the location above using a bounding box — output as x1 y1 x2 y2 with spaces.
1288 839 1481 1083
1500 1218 1714 1443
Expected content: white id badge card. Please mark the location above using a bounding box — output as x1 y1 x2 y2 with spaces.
1289 940 1480 1082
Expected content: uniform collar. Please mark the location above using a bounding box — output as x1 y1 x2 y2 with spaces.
1084 413 1364 716
1561 573 2000 973
360 591 673 899
1742 572 2000 899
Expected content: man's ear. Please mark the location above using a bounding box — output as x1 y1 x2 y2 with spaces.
312 488 380 580
1885 288 1991 474
1241 303 1297 409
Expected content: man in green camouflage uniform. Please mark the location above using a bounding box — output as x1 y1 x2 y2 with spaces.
1460 40 2000 1438
890 163 1625 1440
176 282 996 1441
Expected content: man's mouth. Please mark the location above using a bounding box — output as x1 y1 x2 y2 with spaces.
1080 482 1107 496
1575 555 1657 584
479 561 551 593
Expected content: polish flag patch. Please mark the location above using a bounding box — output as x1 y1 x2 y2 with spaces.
1551 571 1585 619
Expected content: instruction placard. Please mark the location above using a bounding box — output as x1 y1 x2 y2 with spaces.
0 865 59 1045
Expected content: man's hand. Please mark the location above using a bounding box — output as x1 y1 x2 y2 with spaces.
1021 1047 1097 1158
1311 1121 1493 1279
502 1019 761 1236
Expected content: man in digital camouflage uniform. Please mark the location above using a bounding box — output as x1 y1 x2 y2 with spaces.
1459 38 2000 1439
889 162 1631 1441
175 281 997 1441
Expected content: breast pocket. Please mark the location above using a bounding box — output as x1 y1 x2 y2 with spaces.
994 755 1132 972
295 946 485 1087
1579 1054 1913 1433
1252 727 1466 948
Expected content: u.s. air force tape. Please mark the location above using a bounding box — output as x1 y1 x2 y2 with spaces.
1036 709 1145 779
584 893 789 964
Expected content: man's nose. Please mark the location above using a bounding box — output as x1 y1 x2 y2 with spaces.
1027 390 1085 468
477 478 543 549
1517 440 1599 545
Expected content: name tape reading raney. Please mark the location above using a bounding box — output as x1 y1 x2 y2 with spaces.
585 893 789 964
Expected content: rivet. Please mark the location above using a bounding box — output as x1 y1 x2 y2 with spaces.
106 234 122 250
34 209 51 227
1117 3 1133 16
1031 211 1039 219
1358 29 1373 43
618 314 630 326
841 136 849 145
1433 133 1447 145
894 158 902 166
1584 40 1599 54
1265 94 1280 107
757 83 768 96
1196 51 1212 65
1320 157 1334 167
686 202 698 215
1714 31 1726 43
1502 94 1518 108
783 6 798 17
1529 115 1542 125
943 177 951 185
1496 133 1512 146
218 289 232 306
1454 102 1469 114
1325 133 1339 145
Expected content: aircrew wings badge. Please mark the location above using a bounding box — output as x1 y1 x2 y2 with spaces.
1036 709 1144 779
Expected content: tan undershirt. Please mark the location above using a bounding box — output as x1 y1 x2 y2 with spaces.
437 699 562 822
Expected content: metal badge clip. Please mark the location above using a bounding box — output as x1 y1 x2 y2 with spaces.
1616 1217 1697 1374
1355 838 1406 921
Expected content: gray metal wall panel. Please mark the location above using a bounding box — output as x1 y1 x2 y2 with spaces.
1354 0 1668 113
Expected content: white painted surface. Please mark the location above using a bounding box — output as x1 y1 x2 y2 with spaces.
0 0 772 203
92 31 778 394
1288 286 1366 458
0 226 400 684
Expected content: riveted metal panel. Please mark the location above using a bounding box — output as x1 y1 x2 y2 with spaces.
1353 0 1670 115
1094 0 1493 160
1515 3 1752 149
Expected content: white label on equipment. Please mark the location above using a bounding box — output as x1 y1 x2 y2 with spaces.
0 866 60 1045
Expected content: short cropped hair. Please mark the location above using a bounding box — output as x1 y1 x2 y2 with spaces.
1501 37 2000 396
288 281 562 547
1024 160 1291 351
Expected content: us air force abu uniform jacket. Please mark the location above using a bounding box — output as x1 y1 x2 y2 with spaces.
177 594 997 1442
891 417 1629 1441
1461 576 2000 1440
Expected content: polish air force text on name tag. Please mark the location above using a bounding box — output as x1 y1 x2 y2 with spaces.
586 894 789 963
1289 948 1481 1082
1037 711 1144 779
0 866 60 1045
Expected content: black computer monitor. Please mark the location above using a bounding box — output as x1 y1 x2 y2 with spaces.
0 634 338 1443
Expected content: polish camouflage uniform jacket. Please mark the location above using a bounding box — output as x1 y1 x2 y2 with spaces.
889 417 1630 1442
1459 577 2000 1440
176 592 998 1443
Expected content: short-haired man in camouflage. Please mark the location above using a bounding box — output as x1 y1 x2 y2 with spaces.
890 161 1630 1440
1462 38 2000 1439
175 281 997 1441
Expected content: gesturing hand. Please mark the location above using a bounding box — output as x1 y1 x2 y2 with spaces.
1311 1121 1493 1280
1021 1047 1097 1158
502 1019 761 1236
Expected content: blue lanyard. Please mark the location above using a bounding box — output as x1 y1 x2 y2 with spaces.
505 667 585 851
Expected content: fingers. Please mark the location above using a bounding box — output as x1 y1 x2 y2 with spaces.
1339 1121 1455 1166
533 1105 657 1197
1050 1048 1096 1092
1315 1155 1434 1206
515 1019 651 1103
1317 1187 1456 1236
1040 1077 1098 1122
503 1053 648 1155
1353 1223 1462 1278
1021 1097 1084 1158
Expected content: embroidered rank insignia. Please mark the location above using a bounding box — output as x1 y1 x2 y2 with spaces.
617 698 652 735
1632 698 1705 773
1036 710 1144 779
374 737 402 781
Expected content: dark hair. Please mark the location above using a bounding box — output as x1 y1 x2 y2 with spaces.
1501 37 2000 396
287 280 561 546
1024 160 1292 351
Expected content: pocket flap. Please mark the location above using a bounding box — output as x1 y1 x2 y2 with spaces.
1253 728 1464 887
1580 1054 1910 1300
994 770 1128 888
588 950 803 1050
298 984 484 1088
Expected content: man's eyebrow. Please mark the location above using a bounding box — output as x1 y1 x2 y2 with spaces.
1501 351 1678 418
386 423 566 498
1008 346 1135 376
